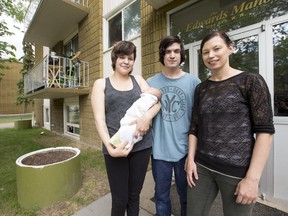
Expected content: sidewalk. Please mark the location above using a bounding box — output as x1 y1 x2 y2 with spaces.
73 170 288 216
73 170 156 216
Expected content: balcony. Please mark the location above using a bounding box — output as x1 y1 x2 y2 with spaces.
24 54 89 99
24 0 89 47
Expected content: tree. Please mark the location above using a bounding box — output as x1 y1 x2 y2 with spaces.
0 0 27 81
16 41 34 113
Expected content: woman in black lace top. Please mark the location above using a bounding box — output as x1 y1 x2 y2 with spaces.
186 31 275 216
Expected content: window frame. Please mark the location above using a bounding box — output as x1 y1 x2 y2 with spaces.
63 102 80 139
104 0 141 50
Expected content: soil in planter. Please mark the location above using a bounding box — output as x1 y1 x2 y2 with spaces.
22 151 76 166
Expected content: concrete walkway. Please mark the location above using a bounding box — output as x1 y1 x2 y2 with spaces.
72 169 288 216
73 170 156 216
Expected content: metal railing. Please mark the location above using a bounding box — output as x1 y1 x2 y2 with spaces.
24 54 89 94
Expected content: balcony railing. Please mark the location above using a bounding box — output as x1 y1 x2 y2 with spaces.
24 54 89 94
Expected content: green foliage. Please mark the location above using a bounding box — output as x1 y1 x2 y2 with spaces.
0 0 29 81
16 42 35 111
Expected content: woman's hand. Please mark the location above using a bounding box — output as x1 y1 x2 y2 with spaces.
185 157 198 188
131 114 151 138
234 177 259 205
107 141 134 157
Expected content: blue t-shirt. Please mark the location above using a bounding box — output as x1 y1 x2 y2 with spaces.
147 72 201 162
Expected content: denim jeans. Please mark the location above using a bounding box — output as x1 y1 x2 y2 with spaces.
187 164 254 216
152 155 187 216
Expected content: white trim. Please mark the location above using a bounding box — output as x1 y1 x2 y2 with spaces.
103 0 135 19
103 0 140 51
63 98 80 140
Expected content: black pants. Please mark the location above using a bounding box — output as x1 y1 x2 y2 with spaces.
104 147 152 216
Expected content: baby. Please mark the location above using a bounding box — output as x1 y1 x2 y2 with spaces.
109 87 162 148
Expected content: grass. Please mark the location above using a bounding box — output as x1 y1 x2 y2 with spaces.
0 127 109 216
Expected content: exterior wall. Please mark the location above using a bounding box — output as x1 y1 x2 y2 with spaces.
51 99 64 133
52 41 64 56
0 61 34 114
34 99 43 127
78 0 103 148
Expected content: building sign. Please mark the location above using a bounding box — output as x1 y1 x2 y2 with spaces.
170 0 287 43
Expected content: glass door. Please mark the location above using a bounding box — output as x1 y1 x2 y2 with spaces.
188 27 263 81
273 21 288 117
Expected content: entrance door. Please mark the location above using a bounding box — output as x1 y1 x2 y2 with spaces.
186 25 264 80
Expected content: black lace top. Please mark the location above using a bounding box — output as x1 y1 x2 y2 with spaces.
189 72 275 178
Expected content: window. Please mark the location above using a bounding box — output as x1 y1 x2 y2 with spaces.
64 35 79 58
108 0 140 47
169 0 287 44
65 104 80 137
273 21 288 116
45 108 50 123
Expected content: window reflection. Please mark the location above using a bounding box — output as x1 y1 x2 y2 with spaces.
66 105 80 136
108 0 140 48
124 0 140 40
231 36 259 74
181 49 190 72
273 22 288 116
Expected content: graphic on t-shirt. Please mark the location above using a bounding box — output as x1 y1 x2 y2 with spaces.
160 86 186 122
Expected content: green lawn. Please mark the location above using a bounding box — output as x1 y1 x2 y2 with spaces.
0 127 107 216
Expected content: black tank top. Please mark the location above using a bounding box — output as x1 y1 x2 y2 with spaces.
103 76 152 154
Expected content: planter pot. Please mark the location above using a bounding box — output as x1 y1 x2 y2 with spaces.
16 147 81 209
14 120 32 129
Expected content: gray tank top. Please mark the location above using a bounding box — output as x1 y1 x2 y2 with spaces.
103 76 152 154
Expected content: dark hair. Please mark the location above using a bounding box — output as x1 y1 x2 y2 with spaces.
200 31 233 54
111 41 137 71
159 36 186 65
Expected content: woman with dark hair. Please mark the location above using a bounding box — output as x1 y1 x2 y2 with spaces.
186 31 275 216
147 35 201 216
91 41 160 216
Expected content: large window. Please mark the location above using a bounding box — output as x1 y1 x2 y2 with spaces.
108 0 140 48
170 0 287 44
273 21 288 116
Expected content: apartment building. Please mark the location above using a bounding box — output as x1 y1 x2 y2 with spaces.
23 0 288 208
